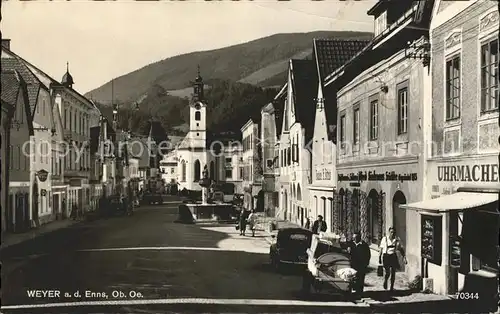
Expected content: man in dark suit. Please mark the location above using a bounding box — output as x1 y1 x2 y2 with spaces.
348 231 371 296
311 215 327 234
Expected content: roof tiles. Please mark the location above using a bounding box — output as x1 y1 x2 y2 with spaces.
313 38 371 137
1 57 41 114
313 38 372 81
1 70 21 106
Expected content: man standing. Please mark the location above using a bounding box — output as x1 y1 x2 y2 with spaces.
349 231 371 296
311 215 327 234
379 227 407 291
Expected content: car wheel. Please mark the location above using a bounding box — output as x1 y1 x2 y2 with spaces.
271 258 281 272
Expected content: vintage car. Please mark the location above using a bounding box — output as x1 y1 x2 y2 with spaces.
301 233 354 297
269 227 313 271
141 192 163 205
108 195 127 215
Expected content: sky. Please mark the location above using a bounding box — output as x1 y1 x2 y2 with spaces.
2 0 376 94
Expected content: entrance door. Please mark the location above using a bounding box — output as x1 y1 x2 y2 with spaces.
32 182 39 228
392 191 407 272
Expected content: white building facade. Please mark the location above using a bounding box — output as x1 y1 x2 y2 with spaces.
277 59 317 226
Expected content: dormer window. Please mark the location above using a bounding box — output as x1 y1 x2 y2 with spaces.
375 11 387 36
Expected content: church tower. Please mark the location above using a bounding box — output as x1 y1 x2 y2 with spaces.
61 62 74 89
189 66 207 147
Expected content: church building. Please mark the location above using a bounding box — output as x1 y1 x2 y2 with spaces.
177 68 211 191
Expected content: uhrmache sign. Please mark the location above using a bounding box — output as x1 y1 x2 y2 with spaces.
437 164 499 182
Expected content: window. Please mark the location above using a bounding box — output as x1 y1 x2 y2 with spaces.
370 100 379 140
340 115 346 148
225 169 232 179
397 87 408 134
353 107 359 144
239 167 244 179
195 111 201 121
480 39 499 113
225 157 232 164
181 161 186 181
445 56 461 120
374 11 387 37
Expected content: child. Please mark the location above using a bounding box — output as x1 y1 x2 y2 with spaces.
247 210 258 237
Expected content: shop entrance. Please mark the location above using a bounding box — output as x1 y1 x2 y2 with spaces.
392 190 407 272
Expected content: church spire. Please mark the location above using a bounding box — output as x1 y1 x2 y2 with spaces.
61 61 74 88
193 65 204 102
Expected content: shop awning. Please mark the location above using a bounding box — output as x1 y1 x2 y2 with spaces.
400 192 498 213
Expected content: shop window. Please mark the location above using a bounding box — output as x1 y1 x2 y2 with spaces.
445 56 461 120
338 189 345 234
352 190 360 232
367 190 381 244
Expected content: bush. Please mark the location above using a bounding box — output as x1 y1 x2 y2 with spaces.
408 275 423 292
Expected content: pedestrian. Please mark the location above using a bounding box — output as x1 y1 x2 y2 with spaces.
61 198 67 219
311 215 327 234
304 217 311 230
247 210 258 237
378 227 407 291
239 209 248 236
348 231 371 296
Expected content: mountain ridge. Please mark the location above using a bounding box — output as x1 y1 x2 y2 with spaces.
85 31 373 104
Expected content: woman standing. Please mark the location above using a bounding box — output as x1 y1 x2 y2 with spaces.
378 227 407 291
239 209 248 236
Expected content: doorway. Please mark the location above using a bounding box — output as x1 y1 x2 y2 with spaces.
392 190 407 272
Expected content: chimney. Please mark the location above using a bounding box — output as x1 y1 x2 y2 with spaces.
2 39 11 50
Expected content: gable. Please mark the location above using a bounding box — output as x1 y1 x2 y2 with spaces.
1 56 42 115
281 66 292 133
290 59 318 143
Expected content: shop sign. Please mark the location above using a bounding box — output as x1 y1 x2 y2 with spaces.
437 164 499 182
421 215 442 265
37 169 49 182
338 171 417 182
41 189 47 196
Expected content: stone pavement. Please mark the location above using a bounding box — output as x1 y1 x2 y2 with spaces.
1 219 81 251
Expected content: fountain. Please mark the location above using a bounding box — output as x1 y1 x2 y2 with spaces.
199 165 211 205
177 165 237 224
